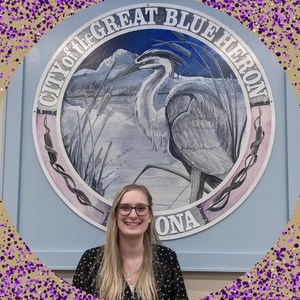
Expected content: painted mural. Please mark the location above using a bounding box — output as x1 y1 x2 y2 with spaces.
33 4 274 239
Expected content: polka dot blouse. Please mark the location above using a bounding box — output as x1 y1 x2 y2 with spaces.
72 244 189 300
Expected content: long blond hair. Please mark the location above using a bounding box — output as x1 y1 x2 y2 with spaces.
97 184 161 299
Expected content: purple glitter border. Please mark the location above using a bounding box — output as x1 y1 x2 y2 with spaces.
1 0 300 299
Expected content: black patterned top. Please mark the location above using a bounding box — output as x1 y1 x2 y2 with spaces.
72 244 189 300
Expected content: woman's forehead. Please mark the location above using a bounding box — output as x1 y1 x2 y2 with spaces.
119 189 148 204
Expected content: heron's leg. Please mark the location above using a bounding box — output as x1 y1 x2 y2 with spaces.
197 172 207 200
190 167 201 203
190 167 208 224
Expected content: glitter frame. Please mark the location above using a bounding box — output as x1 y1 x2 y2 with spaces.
0 0 300 299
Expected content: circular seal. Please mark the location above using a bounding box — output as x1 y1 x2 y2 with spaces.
32 3 275 240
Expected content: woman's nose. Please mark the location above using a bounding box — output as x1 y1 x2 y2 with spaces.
129 207 138 217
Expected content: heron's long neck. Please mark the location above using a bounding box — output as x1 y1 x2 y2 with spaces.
135 67 168 115
134 67 170 151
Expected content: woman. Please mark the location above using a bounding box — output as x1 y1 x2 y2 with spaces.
72 184 189 300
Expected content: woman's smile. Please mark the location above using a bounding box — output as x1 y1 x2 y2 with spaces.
125 222 141 226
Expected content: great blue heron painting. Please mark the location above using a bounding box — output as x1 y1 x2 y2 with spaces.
60 29 247 214
33 4 274 237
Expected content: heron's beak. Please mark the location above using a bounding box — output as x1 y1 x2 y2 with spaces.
115 63 140 80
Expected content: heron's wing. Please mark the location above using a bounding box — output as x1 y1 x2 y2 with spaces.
166 83 233 177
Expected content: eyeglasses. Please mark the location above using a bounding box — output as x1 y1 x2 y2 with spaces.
116 204 151 216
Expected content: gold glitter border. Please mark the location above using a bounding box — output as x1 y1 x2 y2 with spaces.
0 0 299 299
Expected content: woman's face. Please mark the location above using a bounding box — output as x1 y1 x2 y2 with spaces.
116 189 153 240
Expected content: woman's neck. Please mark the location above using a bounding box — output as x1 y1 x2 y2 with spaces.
119 235 144 259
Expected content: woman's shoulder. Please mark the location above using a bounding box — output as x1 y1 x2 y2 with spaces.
154 244 178 262
80 245 105 263
83 245 104 254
